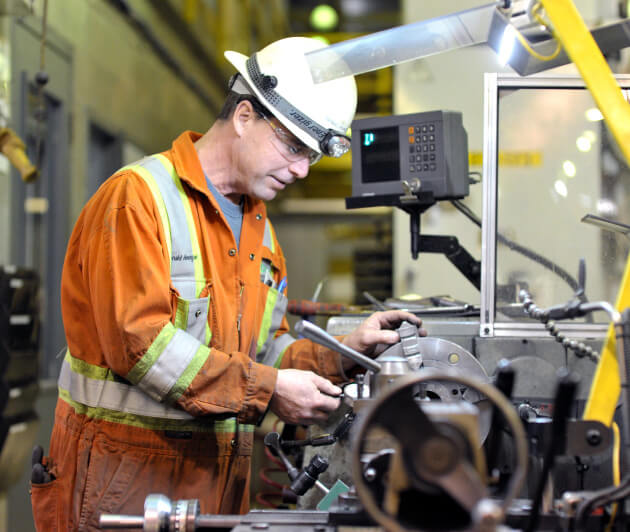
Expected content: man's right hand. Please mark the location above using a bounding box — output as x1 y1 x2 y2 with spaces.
269 369 342 425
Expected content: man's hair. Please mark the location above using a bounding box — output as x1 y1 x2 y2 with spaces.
217 92 270 121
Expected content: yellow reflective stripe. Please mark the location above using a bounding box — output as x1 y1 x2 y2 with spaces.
126 323 177 385
174 298 189 330
257 288 279 354
165 343 211 403
58 390 253 433
132 164 172 262
154 153 204 298
65 350 116 382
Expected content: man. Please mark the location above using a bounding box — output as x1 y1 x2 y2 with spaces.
30 36 424 531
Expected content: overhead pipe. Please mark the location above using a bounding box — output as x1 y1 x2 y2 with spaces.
107 0 223 115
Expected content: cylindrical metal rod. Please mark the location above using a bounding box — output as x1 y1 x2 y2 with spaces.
295 320 382 373
195 515 243 528
99 515 144 529
315 479 330 494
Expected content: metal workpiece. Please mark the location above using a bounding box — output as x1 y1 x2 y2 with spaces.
294 320 382 373
100 504 335 531
99 494 206 531
99 494 242 530
98 514 145 529
99 497 266 531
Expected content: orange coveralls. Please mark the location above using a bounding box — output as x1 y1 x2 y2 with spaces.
30 131 346 531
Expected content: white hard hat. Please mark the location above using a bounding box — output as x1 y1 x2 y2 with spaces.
224 37 358 158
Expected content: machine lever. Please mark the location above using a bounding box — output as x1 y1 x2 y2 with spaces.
525 370 578 532
264 432 299 481
295 320 382 373
265 433 332 497
485 360 515 477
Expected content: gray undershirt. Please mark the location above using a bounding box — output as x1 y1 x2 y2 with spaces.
205 175 244 249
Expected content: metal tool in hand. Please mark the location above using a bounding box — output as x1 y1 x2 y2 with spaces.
294 320 382 373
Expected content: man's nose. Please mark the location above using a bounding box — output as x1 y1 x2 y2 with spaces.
288 156 310 179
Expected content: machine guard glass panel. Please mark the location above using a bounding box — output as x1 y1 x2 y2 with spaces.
481 74 630 336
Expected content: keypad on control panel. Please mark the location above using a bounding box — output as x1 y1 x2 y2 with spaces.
408 123 437 173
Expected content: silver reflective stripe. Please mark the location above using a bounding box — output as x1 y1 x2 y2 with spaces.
184 297 209 344
138 329 201 402
258 333 295 367
58 358 193 420
263 219 273 251
138 157 197 299
258 292 289 358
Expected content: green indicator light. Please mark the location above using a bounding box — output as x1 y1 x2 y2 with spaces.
363 132 375 146
310 4 339 31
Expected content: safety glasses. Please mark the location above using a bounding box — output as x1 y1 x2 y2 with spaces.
259 114 322 166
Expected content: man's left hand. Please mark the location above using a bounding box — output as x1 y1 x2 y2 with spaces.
340 310 426 371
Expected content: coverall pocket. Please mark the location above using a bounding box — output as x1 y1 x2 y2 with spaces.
31 479 59 532
175 295 210 343
79 443 141 530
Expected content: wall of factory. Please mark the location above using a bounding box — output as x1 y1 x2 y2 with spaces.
0 0 221 261
394 0 626 313
44 0 220 219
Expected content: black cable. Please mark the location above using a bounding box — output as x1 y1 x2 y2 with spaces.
451 199 579 292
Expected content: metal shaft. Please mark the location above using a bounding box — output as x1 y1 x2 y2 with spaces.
99 515 144 528
295 320 381 373
315 479 330 494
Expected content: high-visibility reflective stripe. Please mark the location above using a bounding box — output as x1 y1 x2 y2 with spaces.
138 156 197 299
257 289 290 358
59 356 193 419
66 350 115 381
174 296 210 344
154 154 205 298
257 288 279 354
137 328 207 402
165 341 210 403
133 164 172 260
127 323 176 385
59 389 254 433
259 333 295 368
263 219 274 252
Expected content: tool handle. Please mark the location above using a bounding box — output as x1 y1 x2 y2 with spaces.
295 320 381 373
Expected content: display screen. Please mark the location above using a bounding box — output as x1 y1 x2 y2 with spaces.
360 126 400 183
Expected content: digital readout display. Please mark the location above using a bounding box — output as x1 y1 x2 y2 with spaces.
360 126 401 183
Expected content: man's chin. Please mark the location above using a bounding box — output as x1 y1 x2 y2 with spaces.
252 188 278 202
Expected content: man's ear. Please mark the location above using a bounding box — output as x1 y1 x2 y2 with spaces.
233 100 257 137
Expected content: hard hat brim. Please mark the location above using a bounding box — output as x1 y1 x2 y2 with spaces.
224 50 322 155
